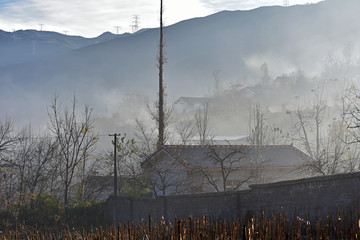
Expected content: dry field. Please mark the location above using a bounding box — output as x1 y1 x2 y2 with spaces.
1 210 359 239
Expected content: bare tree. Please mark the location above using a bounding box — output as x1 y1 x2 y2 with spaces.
2 127 35 205
1 127 57 207
113 134 143 196
200 145 261 192
135 98 172 159
134 118 157 158
195 103 211 145
342 86 360 143
248 102 288 146
48 96 97 210
21 130 57 200
142 156 186 196
175 119 196 145
148 101 172 147
248 102 265 146
0 118 19 206
288 87 348 176
0 167 18 209
75 159 112 202
0 118 18 158
92 133 150 198
341 86 360 171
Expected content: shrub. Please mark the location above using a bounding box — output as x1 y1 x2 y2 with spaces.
18 194 64 227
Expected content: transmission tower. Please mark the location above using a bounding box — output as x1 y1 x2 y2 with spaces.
131 15 140 33
114 26 121 34
283 0 289 7
39 23 44 31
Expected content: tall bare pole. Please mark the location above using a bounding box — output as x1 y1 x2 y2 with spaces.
157 0 165 148
109 133 119 197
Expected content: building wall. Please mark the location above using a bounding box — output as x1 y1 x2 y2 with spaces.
105 172 360 223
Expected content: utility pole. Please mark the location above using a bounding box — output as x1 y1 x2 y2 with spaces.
158 0 165 148
39 24 44 31
114 26 121 34
109 133 120 197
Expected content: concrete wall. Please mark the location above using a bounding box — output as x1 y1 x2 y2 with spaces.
105 172 360 222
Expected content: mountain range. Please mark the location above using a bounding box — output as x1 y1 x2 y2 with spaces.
1 0 360 128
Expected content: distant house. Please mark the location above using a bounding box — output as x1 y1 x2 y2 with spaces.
141 145 309 196
174 97 212 113
85 175 114 201
188 136 249 145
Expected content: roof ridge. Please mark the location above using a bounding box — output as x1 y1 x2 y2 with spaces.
162 145 189 166
164 144 294 148
287 144 312 160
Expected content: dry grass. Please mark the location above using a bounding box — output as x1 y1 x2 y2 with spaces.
1 209 359 239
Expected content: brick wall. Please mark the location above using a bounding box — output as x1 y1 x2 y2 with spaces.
105 172 360 222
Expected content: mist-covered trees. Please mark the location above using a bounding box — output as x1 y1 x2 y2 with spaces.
195 103 211 145
0 96 104 224
248 102 288 146
48 96 98 210
287 85 360 176
12 128 57 205
4 65 360 213
175 119 196 145
0 125 58 207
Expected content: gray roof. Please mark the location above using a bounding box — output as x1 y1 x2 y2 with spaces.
174 97 212 105
145 145 310 169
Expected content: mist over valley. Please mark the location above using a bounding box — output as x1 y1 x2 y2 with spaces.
1 0 360 154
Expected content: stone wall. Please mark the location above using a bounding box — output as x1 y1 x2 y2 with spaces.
105 172 360 222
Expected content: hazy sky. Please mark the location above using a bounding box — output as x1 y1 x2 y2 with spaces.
0 0 322 37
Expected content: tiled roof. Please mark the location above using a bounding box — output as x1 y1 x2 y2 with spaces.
150 145 310 168
174 97 212 105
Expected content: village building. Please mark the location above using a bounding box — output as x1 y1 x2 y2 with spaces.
174 97 212 113
142 145 310 196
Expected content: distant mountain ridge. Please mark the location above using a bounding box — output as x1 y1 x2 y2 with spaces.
0 30 132 66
